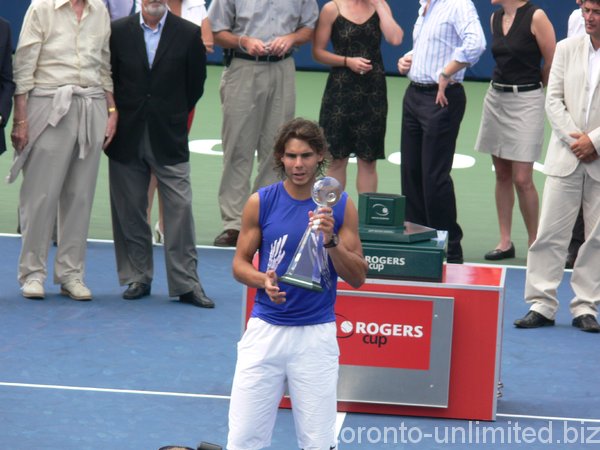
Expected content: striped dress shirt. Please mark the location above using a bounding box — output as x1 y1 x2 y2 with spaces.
408 0 486 84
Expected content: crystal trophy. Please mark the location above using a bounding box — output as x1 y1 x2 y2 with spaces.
279 177 342 292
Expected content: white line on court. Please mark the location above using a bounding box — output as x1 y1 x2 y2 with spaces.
0 233 237 251
1 381 598 424
496 413 600 424
0 234 536 267
0 381 230 400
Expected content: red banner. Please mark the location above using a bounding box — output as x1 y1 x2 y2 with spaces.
335 295 433 370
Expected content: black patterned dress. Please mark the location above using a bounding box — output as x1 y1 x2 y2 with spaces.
318 12 387 162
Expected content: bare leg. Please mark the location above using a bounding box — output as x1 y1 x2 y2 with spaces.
356 159 378 193
492 156 514 251
512 160 539 247
326 157 349 190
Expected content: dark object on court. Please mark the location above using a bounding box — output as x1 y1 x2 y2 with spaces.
158 443 222 450
197 443 223 450
159 447 194 450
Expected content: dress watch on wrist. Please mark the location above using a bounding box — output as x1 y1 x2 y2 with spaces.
324 233 339 248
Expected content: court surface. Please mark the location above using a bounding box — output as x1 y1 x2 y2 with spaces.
0 235 598 450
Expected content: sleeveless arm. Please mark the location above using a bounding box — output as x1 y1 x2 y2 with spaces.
312 2 345 67
372 0 403 45
531 8 556 87
233 193 268 288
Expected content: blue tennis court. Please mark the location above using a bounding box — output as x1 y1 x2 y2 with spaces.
0 235 598 449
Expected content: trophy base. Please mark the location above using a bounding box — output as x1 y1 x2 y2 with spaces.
363 231 448 282
279 274 324 292
359 221 437 243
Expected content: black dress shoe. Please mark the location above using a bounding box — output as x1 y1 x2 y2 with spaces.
179 286 215 308
484 243 515 261
514 310 555 328
572 314 600 333
197 442 223 450
213 229 239 247
122 282 151 300
446 255 464 264
158 447 194 450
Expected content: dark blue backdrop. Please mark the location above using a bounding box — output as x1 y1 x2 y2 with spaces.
4 0 574 80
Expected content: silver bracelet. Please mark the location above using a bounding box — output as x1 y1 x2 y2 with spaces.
238 34 248 53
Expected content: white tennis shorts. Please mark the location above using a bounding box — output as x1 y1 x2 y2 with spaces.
227 317 339 450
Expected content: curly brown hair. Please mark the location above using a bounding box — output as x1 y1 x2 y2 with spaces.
273 118 330 178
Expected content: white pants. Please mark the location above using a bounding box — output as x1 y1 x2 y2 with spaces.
525 165 600 319
227 318 339 450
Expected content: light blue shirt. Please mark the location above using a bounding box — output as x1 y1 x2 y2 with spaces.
103 0 135 20
139 9 168 67
408 0 486 84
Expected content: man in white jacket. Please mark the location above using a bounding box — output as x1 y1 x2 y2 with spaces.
515 0 600 333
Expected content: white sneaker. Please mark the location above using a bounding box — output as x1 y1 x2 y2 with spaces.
60 279 92 301
22 279 45 300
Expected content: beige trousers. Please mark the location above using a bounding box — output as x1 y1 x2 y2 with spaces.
217 57 296 231
18 95 106 285
525 164 600 319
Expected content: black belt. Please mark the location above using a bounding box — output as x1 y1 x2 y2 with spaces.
232 51 292 62
409 81 461 92
491 81 542 93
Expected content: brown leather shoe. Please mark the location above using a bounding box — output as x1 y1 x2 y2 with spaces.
213 229 239 247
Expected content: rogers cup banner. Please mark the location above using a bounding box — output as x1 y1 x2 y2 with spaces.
335 296 433 370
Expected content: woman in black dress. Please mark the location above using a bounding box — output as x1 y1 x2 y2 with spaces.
313 0 402 193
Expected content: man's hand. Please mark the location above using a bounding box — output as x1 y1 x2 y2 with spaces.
265 269 286 304
309 207 335 245
103 110 118 149
397 54 412 75
267 34 296 57
11 121 28 153
240 36 269 56
570 132 599 163
436 73 451 107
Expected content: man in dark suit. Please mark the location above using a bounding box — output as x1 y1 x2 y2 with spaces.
0 17 15 155
106 0 214 308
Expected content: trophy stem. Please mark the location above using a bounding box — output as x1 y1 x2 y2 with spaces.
279 211 325 292
279 176 342 292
